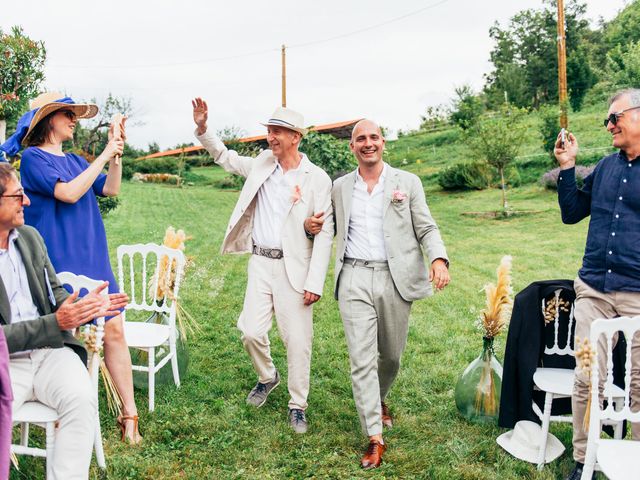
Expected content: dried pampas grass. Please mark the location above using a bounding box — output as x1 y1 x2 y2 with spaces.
480 255 513 339
575 337 596 430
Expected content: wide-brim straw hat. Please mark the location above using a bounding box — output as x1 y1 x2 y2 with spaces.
496 420 565 464
22 92 98 144
261 107 308 136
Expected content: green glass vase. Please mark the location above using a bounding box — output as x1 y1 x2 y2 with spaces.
454 336 503 424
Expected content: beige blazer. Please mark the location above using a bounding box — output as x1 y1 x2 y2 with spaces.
196 130 334 296
332 165 449 302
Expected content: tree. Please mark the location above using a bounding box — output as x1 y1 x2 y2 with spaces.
538 105 561 165
450 85 484 130
71 93 138 158
468 105 527 211
0 26 46 149
419 105 449 131
484 1 596 110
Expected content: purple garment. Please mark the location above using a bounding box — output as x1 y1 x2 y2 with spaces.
0 329 11 480
20 147 119 294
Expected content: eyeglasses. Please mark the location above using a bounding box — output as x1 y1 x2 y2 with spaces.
58 110 76 120
603 106 640 127
0 193 25 203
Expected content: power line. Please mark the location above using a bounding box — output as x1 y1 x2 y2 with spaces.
48 0 451 70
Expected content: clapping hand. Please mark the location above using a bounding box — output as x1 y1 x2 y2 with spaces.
55 282 129 330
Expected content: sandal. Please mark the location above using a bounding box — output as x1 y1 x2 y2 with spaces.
117 415 143 445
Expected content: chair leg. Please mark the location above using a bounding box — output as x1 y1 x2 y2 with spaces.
537 392 554 470
20 422 29 446
94 414 106 469
148 347 155 412
170 340 181 388
45 421 55 479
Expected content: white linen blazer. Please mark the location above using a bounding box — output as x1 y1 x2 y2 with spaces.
196 130 334 296
332 165 449 302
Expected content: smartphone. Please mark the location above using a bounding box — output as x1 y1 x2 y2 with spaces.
560 128 566 149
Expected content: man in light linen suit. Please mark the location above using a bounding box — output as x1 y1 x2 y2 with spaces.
192 98 333 433
306 119 449 467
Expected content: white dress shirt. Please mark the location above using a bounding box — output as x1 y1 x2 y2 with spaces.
0 229 40 326
345 163 388 261
252 156 306 249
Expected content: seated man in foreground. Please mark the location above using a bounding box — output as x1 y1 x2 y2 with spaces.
0 162 128 479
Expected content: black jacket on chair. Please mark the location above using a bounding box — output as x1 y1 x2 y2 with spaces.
498 279 627 429
499 279 575 428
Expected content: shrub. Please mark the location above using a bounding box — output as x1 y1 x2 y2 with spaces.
540 165 595 190
214 174 245 190
97 196 119 216
538 105 561 165
438 161 493 190
300 131 354 177
122 157 191 180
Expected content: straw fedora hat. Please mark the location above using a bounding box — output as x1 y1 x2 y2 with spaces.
496 420 565 464
22 92 98 144
262 107 308 136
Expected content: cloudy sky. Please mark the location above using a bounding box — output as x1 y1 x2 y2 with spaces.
2 0 629 149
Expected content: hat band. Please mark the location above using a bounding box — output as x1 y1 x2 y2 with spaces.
267 118 299 129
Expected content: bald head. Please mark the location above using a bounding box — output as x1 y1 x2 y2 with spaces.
349 119 385 167
351 119 383 142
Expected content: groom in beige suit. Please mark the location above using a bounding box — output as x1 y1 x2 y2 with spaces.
192 98 333 433
307 119 449 467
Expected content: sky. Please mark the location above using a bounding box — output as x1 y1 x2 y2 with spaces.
1 0 630 150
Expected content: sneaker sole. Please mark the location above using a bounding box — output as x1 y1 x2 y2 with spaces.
250 378 280 408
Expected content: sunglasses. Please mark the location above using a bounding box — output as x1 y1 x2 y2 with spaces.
58 109 77 120
603 106 640 127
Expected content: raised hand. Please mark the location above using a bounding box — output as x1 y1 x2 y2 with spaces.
554 131 579 170
192 97 208 135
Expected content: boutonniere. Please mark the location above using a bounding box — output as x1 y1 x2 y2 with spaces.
291 185 302 204
391 189 407 203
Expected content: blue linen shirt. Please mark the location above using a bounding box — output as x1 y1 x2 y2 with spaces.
558 151 640 293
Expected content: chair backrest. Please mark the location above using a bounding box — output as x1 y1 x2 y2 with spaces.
56 271 106 381
588 316 640 427
541 288 575 357
116 243 186 321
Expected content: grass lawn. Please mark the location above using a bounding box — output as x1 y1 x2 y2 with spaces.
12 176 592 480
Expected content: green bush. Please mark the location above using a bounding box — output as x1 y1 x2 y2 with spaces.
438 161 521 191
438 161 493 190
300 132 354 177
97 196 119 216
538 105 561 165
122 157 191 180
214 174 245 190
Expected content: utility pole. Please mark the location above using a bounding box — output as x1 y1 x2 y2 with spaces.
281 44 287 107
556 0 568 128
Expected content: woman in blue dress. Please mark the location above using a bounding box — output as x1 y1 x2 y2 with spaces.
0 92 141 443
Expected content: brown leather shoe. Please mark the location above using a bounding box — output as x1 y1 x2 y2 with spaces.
361 439 386 469
381 401 393 428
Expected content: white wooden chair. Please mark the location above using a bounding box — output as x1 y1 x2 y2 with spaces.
532 288 578 469
11 272 107 476
583 316 640 480
532 289 626 469
117 243 186 412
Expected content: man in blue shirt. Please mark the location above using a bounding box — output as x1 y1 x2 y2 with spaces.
556 88 640 480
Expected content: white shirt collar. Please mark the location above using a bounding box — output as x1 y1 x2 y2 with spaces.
356 162 388 184
0 229 19 254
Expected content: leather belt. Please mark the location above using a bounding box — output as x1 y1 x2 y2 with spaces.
252 244 284 259
343 257 388 268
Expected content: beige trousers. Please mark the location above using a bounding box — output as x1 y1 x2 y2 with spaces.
237 254 314 410
572 276 640 462
338 261 412 437
10 347 96 480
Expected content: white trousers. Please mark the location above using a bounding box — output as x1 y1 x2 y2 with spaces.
238 255 314 410
10 347 96 480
